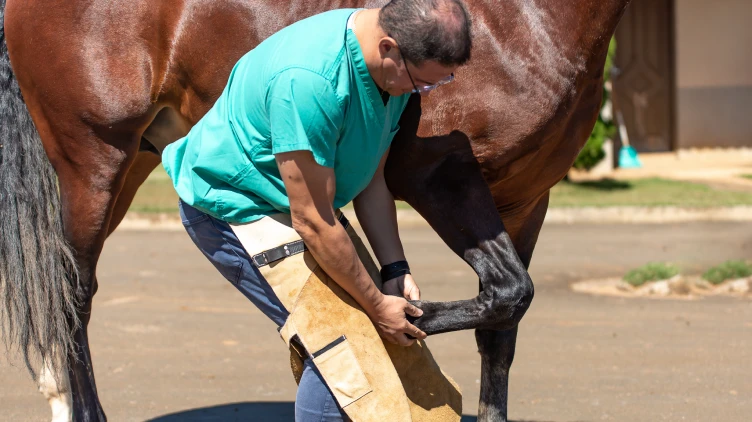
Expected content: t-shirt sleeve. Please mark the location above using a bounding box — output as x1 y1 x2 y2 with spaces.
265 69 344 168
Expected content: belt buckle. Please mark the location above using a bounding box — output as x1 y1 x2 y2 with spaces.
253 253 269 267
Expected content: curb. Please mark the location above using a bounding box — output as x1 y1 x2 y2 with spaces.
118 206 752 231
543 206 752 224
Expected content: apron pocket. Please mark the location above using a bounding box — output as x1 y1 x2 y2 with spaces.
312 335 372 408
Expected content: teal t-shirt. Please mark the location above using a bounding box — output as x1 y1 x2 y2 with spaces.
162 9 410 223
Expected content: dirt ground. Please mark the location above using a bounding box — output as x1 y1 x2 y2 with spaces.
1 222 751 421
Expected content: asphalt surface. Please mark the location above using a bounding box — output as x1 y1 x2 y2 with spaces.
1 222 751 421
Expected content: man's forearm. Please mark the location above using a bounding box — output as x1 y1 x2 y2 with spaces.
293 215 383 315
276 150 423 345
353 176 405 266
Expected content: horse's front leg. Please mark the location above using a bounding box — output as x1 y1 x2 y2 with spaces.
475 326 518 421
387 134 534 335
387 141 532 422
390 146 533 419
475 194 550 421
406 224 534 335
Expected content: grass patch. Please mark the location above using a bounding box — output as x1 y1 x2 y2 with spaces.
130 170 752 215
128 166 180 214
623 262 680 287
702 260 752 285
742 174 752 180
550 177 752 208
128 166 413 214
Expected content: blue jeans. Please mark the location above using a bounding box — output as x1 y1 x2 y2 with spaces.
179 200 347 421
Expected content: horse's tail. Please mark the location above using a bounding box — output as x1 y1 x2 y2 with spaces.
0 0 80 378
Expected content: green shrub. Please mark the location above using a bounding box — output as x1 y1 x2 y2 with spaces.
573 124 609 170
702 260 752 285
573 37 617 171
623 263 680 287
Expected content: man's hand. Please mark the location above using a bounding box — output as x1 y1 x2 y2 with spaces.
368 294 426 346
383 273 421 301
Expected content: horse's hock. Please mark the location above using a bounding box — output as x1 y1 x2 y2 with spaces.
572 275 752 300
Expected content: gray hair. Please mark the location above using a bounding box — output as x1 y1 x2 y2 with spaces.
379 0 473 66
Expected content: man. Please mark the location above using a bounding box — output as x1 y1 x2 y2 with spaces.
162 0 472 420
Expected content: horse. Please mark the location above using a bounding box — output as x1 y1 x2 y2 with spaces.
0 0 630 420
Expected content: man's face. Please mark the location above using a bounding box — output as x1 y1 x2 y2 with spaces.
379 39 458 97
398 56 457 97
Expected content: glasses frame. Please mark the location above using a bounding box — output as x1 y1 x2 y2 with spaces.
398 48 454 94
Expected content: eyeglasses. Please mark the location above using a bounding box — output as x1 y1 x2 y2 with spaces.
398 49 455 94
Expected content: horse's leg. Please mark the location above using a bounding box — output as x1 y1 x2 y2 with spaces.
476 194 550 422
386 101 534 336
37 347 72 422
386 97 537 421
51 129 139 422
38 147 158 422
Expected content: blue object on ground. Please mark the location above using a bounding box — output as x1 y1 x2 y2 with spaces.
615 110 642 168
619 145 642 168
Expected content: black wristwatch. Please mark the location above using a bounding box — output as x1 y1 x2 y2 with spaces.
380 260 410 282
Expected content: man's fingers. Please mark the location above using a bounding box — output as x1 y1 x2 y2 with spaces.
404 302 423 318
408 287 421 301
405 322 426 340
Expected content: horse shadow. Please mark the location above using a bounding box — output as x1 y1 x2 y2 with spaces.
146 401 559 422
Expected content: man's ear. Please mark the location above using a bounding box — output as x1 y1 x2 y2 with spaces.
378 37 399 58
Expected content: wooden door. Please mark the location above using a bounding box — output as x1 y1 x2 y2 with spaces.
613 0 675 152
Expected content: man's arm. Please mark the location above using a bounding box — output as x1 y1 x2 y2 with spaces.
275 150 426 346
353 149 421 300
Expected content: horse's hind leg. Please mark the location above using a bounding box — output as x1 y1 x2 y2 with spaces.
37 347 72 422
46 124 140 421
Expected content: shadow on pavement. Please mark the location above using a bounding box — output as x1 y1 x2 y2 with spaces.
147 402 497 421
566 178 632 191
462 418 563 422
147 402 294 421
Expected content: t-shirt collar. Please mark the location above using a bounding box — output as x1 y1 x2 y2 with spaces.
345 10 387 112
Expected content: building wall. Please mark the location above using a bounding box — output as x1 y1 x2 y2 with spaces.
675 0 752 148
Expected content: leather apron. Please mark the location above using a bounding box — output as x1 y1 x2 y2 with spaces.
230 212 461 421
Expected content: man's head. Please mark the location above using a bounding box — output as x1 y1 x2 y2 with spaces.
376 0 472 96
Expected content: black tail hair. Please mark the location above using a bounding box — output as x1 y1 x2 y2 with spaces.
0 0 80 379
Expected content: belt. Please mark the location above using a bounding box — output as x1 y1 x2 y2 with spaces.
252 213 350 268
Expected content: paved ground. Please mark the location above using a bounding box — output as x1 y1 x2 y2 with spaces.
2 222 751 421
